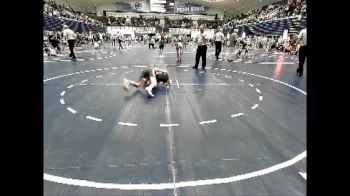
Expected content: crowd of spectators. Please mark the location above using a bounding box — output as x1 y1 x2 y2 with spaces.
197 19 224 29
85 0 305 31
240 34 299 54
94 15 224 29
44 0 305 32
44 29 116 56
225 0 306 29
96 16 161 27
43 0 103 26
44 30 110 47
165 17 192 28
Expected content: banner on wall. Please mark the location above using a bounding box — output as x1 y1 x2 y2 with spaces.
174 2 207 14
169 28 191 34
115 0 150 12
134 27 156 34
107 26 155 34
150 0 175 13
107 26 135 38
191 29 215 39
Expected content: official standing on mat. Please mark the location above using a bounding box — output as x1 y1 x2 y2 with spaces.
192 25 208 70
214 27 224 60
63 25 77 59
295 28 307 76
228 29 239 61
117 31 123 50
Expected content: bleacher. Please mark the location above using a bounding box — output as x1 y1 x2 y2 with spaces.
231 16 305 36
43 14 105 32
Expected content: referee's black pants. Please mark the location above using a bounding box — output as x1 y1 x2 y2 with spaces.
118 40 123 50
68 40 76 58
215 41 222 58
194 45 207 68
297 45 307 73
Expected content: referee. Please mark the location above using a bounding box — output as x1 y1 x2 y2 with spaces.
192 25 208 70
295 28 307 76
63 25 77 59
214 27 224 59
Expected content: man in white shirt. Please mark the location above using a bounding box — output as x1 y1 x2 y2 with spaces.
182 35 188 50
149 36 155 49
62 25 77 59
143 34 148 45
295 28 307 76
156 33 161 49
112 34 116 47
228 29 239 61
192 25 208 70
99 33 104 46
214 28 225 59
117 32 123 50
